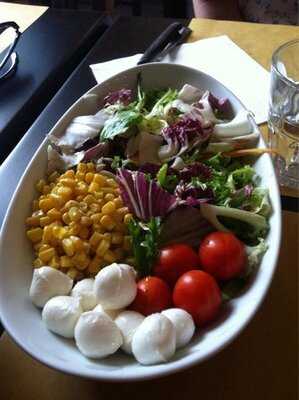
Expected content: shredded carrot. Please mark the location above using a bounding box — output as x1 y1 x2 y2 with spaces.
223 148 278 158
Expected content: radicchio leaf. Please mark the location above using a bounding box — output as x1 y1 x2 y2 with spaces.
207 92 231 116
175 182 214 206
159 117 213 162
103 89 133 106
117 169 177 221
179 162 213 182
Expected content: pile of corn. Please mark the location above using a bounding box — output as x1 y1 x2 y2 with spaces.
26 162 133 280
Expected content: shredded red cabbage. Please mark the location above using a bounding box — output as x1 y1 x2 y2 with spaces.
117 169 177 221
179 162 213 182
162 117 211 147
83 142 109 161
175 182 214 206
103 89 133 106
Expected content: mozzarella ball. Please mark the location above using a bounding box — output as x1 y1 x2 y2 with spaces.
115 311 145 354
71 278 97 311
42 296 82 338
74 311 123 358
94 263 137 310
29 266 73 308
132 313 176 365
93 304 122 320
162 308 195 348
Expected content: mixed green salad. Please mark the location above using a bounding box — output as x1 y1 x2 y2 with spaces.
48 76 272 299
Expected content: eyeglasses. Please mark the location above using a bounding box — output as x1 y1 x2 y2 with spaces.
0 21 21 81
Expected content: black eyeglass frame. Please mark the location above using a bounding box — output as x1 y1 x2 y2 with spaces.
0 21 21 81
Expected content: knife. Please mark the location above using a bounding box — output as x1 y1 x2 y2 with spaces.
137 22 192 65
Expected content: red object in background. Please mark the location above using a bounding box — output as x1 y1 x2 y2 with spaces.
154 244 199 287
198 232 247 281
173 270 221 326
130 276 172 316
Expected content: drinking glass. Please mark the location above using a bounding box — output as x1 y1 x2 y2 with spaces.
268 39 299 189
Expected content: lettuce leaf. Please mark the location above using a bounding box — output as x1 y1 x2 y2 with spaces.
100 109 142 142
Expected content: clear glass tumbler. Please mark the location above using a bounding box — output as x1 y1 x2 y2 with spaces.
268 39 299 189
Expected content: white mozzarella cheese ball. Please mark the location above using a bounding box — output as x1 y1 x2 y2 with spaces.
132 313 176 365
74 311 123 358
162 308 195 348
114 311 145 354
93 304 122 320
42 296 82 338
29 266 73 308
71 278 97 311
94 263 137 310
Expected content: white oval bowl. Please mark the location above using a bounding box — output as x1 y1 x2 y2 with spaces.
0 63 281 381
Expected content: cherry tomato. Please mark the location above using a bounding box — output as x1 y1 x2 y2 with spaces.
173 270 221 326
153 244 200 287
130 276 172 316
198 232 247 281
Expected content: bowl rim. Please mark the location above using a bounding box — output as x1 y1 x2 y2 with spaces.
0 62 282 382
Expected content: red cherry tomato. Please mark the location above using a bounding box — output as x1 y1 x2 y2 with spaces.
173 270 221 326
198 232 247 281
130 276 172 316
153 244 200 287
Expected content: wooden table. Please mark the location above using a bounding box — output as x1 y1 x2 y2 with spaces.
0 13 298 400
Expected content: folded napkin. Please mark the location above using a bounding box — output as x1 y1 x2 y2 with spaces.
90 35 270 125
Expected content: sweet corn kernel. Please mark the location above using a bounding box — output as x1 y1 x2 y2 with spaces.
96 239 110 257
42 225 52 243
39 198 56 212
100 215 116 231
36 179 46 193
85 172 94 184
47 208 61 221
77 163 87 173
64 200 79 210
60 256 73 268
49 255 60 269
52 226 67 240
40 216 52 227
93 174 106 186
75 172 85 181
93 192 104 200
103 233 112 243
116 207 129 220
64 169 75 178
102 201 116 215
42 185 51 195
39 247 56 263
101 187 115 194
27 227 43 243
111 232 123 245
106 178 118 188
89 232 103 248
86 162 95 172
78 226 90 240
90 213 102 225
79 202 88 213
62 238 75 257
68 207 82 222
59 178 76 187
113 197 123 208
124 213 133 224
67 268 78 279
103 250 117 263
26 216 41 227
33 258 43 268
88 181 100 193
80 216 92 226
88 257 105 274
57 186 73 201
62 212 71 225
72 251 89 270
36 243 51 252
70 236 84 252
75 182 88 196
105 193 115 202
123 236 132 251
83 194 95 205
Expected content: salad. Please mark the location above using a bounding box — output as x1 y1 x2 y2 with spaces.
26 77 272 365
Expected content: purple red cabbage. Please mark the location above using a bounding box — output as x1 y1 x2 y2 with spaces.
117 169 177 221
208 92 231 116
162 117 212 147
179 162 213 182
175 182 214 206
138 163 161 176
83 142 110 161
103 89 133 106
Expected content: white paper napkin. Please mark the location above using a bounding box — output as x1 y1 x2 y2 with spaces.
90 35 270 124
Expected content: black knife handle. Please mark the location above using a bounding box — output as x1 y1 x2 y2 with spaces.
137 22 187 65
